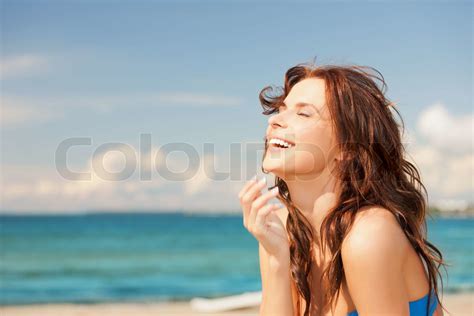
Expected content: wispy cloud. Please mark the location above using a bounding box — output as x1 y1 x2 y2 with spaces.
0 54 48 79
156 92 243 107
65 92 244 110
1 92 244 127
1 96 64 126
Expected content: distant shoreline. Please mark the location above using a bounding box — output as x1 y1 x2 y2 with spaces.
432 211 474 218
0 209 473 218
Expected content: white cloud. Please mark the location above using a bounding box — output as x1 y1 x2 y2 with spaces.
407 103 473 204
0 143 249 213
417 103 473 154
183 154 215 196
408 143 473 197
1 143 163 212
0 54 47 79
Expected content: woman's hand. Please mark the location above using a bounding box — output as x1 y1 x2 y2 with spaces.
238 176 289 260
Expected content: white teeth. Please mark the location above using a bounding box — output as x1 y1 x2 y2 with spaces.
268 138 293 148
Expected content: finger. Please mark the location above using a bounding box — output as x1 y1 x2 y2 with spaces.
241 177 268 226
254 204 280 235
248 187 279 226
238 175 257 199
242 189 262 228
241 177 267 207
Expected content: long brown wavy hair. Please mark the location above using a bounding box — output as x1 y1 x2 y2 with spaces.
259 60 448 316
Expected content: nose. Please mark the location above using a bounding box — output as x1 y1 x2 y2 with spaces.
267 111 287 128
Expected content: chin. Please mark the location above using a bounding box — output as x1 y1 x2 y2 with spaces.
263 156 325 182
263 159 293 180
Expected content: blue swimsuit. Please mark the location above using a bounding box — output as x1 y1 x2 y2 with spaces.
347 289 438 316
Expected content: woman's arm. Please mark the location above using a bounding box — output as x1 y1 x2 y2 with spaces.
239 177 294 315
259 243 295 316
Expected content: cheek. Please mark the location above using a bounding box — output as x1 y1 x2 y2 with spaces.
294 125 336 171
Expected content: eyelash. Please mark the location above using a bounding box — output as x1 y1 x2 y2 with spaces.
298 112 310 117
274 107 311 117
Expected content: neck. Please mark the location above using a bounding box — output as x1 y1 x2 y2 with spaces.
282 165 340 235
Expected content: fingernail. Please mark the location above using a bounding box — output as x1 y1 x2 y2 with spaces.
270 187 279 195
258 177 267 185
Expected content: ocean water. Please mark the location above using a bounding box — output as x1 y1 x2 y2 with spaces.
0 213 472 305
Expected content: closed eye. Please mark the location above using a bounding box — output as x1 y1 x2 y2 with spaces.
273 104 312 117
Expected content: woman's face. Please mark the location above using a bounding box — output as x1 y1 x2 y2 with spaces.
263 78 340 181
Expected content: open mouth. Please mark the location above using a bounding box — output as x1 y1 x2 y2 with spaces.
267 138 295 149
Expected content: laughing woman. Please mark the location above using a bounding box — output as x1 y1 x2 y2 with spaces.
239 62 447 316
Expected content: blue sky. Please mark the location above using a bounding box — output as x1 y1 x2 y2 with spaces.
1 1 472 213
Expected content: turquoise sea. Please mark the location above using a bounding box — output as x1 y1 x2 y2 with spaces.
0 213 472 305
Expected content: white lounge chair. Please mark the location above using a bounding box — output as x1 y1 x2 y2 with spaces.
190 291 262 312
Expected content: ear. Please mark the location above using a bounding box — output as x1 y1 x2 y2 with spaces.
335 150 344 162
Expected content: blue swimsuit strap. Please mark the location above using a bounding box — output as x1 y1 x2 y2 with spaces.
347 289 438 316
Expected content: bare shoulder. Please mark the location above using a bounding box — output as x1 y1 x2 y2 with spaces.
341 206 411 267
340 206 414 314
